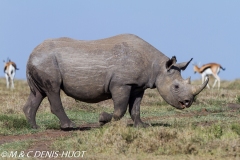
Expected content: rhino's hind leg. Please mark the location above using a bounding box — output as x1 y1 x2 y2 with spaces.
99 112 113 125
23 91 45 129
46 91 76 130
129 90 148 127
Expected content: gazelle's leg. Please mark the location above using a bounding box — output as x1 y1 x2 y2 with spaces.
217 76 221 89
212 74 221 89
212 79 217 89
10 76 15 89
5 73 9 88
11 70 15 89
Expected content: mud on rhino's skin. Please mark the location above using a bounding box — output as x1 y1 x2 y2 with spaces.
23 34 209 129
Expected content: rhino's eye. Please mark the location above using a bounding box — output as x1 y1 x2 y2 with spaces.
174 85 179 89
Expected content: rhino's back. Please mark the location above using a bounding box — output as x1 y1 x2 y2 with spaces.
29 33 164 77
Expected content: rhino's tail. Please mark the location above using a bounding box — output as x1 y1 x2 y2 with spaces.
26 71 43 96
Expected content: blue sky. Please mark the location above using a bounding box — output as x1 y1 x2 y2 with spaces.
1 1 239 80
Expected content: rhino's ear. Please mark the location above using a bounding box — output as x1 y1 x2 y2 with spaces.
175 58 193 71
166 56 177 70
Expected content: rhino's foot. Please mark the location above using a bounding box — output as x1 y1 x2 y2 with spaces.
30 124 40 129
99 112 112 126
134 121 150 128
60 122 77 131
26 119 39 129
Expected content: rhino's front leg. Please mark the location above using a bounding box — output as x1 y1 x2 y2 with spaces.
129 90 148 127
99 85 131 125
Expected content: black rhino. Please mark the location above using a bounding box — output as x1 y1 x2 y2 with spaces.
23 34 208 129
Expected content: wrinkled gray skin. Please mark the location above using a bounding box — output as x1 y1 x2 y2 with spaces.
23 34 208 129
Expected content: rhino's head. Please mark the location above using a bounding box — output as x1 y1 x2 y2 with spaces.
156 56 208 109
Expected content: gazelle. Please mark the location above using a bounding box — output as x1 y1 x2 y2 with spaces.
3 59 19 89
193 63 225 89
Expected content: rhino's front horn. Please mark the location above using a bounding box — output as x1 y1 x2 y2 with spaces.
192 77 209 96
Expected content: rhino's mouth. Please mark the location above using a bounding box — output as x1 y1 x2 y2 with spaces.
179 100 191 109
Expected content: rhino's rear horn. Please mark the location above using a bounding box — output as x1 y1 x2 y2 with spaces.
184 77 191 84
192 77 209 96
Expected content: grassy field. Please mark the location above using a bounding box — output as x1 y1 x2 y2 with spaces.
0 78 240 160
